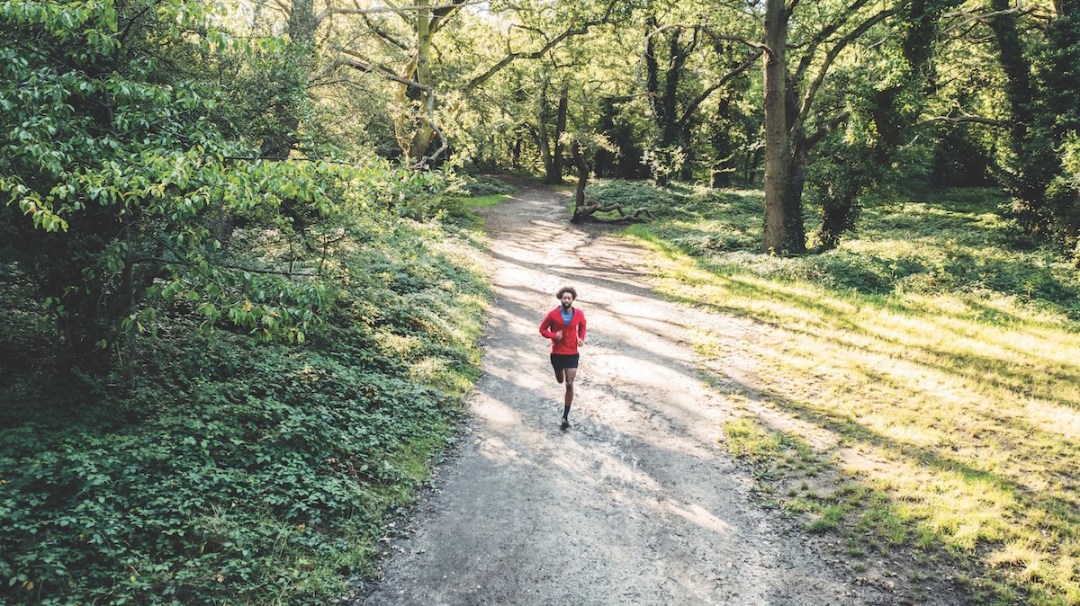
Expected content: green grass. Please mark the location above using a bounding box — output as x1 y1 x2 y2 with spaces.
621 183 1080 605
457 193 510 208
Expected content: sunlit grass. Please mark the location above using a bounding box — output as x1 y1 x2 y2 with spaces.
626 186 1080 605
458 193 510 208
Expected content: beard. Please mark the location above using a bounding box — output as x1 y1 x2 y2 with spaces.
561 301 573 310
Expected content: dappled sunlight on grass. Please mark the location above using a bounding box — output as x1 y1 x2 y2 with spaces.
628 186 1080 604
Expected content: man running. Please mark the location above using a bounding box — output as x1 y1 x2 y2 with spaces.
539 286 587 429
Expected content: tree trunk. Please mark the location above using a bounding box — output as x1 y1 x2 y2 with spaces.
711 96 734 187
763 0 791 254
512 133 522 169
537 83 555 180
645 19 692 185
660 28 689 150
546 85 568 184
988 0 1058 234
119 213 138 388
396 0 438 162
571 140 589 222
782 141 808 253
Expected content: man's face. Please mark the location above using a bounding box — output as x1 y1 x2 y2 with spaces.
560 293 574 309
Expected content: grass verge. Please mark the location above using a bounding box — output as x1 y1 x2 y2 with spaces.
614 182 1079 605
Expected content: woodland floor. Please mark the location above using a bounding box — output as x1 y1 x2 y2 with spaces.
353 186 966 605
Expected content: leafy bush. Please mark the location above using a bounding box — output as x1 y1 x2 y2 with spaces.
0 195 490 604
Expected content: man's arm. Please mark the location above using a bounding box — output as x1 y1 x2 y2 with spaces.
539 311 557 339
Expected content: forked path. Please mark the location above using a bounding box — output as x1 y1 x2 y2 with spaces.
358 187 895 605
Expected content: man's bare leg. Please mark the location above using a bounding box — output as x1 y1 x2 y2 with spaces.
561 368 576 429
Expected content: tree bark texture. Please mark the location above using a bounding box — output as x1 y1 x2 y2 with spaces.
547 86 569 184
402 0 437 161
537 83 554 180
763 0 792 254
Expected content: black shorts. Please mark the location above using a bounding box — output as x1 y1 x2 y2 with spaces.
550 353 580 370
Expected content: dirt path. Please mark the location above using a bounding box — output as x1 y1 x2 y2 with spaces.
357 186 899 605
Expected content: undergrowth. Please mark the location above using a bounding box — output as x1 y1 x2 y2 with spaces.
0 189 498 604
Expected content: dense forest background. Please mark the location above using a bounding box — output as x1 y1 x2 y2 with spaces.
1 0 1078 604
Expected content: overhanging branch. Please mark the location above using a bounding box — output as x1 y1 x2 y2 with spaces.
336 53 433 92
806 110 851 148
916 115 1005 128
461 0 622 93
462 24 590 92
316 2 480 25
677 48 763 128
791 8 892 138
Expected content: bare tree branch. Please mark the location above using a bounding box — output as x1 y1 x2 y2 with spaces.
336 52 433 91
792 0 874 86
429 0 469 36
677 48 763 128
316 2 482 25
272 0 291 16
460 0 621 92
791 8 893 140
941 5 1032 36
358 11 410 51
916 115 1006 128
805 110 851 148
462 24 591 92
667 24 767 55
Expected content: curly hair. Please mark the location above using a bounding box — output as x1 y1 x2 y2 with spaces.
555 286 577 300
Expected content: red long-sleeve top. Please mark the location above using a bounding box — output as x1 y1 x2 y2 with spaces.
539 306 587 355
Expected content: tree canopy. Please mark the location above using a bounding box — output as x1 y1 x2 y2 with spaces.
2 0 1080 602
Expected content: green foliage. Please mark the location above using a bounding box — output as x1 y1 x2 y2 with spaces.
0 0 319 373
0 1 492 603
979 2 1080 257
0 0 475 378
0 206 490 605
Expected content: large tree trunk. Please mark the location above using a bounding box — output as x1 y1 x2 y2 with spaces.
782 141 808 253
396 0 438 162
763 0 792 254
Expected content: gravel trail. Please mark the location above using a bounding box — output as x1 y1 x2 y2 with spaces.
357 186 900 606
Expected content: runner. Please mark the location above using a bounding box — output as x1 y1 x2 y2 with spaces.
538 286 587 429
